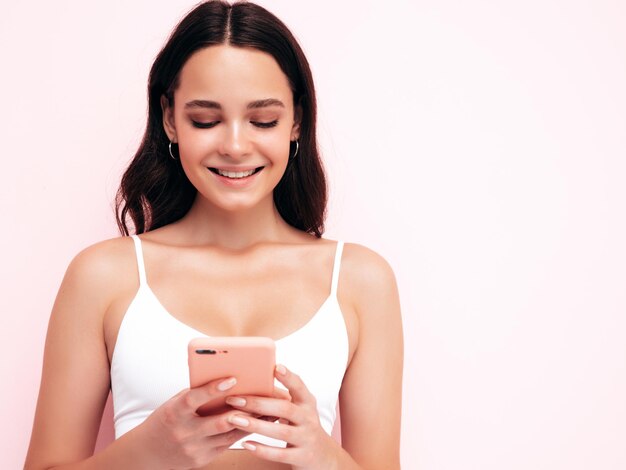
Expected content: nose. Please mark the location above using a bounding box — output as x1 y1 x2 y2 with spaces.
218 120 251 160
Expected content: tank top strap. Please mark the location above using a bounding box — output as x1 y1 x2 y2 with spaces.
330 240 344 296
130 234 147 286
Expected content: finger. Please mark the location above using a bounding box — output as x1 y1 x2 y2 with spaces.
225 395 301 424
196 409 253 438
272 386 292 401
240 440 301 466
210 427 252 448
227 414 305 447
274 365 315 406
179 376 237 412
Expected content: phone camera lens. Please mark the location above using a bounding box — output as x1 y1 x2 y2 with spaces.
196 349 217 355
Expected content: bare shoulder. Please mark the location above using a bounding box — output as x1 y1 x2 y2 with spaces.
338 241 401 336
62 236 136 310
341 242 396 278
340 242 399 313
70 235 133 270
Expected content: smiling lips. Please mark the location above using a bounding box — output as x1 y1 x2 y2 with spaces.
208 166 265 179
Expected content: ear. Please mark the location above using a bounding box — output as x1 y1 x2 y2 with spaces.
160 94 177 143
290 103 302 141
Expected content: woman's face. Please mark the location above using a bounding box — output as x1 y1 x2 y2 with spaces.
162 45 301 212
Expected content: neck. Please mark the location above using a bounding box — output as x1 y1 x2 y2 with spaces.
171 192 303 250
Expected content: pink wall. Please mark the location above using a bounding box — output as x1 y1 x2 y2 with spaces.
2 1 626 469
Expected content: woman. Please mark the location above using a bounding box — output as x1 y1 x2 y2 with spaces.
25 1 403 469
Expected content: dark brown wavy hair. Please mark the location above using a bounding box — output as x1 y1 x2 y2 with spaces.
115 0 327 237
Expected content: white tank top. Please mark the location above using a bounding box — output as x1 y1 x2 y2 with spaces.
110 235 350 449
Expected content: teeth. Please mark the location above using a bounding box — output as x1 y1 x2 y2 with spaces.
217 168 256 178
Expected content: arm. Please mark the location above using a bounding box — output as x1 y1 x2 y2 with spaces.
24 242 127 469
338 244 404 469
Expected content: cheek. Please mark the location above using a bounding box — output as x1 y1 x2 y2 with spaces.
257 129 292 159
263 139 290 165
178 131 218 158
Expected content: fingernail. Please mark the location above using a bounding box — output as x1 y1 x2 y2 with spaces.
226 397 247 407
218 377 237 391
243 442 256 451
276 364 287 375
229 415 250 427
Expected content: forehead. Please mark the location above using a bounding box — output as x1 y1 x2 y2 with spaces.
176 45 293 107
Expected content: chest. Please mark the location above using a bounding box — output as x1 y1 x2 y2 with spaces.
146 245 337 337
104 241 358 366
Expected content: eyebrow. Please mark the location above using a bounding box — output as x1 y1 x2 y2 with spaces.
184 98 285 110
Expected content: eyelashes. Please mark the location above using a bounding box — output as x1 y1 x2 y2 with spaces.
191 120 279 129
191 121 219 129
252 120 279 129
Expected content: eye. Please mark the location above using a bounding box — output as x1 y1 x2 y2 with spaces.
252 120 279 129
192 120 220 129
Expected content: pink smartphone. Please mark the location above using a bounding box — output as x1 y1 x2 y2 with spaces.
188 336 276 416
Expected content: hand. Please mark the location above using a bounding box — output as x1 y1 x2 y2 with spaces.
224 364 343 470
136 376 254 470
